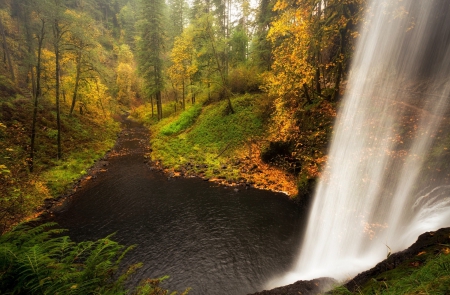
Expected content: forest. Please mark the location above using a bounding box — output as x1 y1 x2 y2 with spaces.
0 0 363 232
1 0 450 294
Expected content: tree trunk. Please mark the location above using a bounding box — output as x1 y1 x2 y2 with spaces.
206 18 234 114
182 79 185 110
156 91 162 120
54 20 62 160
303 83 312 104
191 80 195 104
0 17 15 82
332 24 348 101
151 94 154 117
29 19 45 172
70 49 82 115
29 67 37 172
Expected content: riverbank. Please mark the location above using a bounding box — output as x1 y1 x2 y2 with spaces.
132 94 300 197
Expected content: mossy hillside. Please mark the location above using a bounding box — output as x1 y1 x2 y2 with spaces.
149 94 265 180
329 229 450 295
330 251 450 295
0 78 119 232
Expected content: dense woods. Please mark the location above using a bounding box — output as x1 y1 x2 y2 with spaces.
0 0 365 231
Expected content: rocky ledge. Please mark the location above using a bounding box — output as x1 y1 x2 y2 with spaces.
247 277 337 295
248 227 450 295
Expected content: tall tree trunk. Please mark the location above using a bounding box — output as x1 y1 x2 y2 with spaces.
29 19 45 172
191 80 195 104
0 17 15 82
332 25 348 101
70 49 82 115
151 94 154 117
54 20 62 160
182 79 185 110
206 18 234 114
156 91 162 120
303 83 312 104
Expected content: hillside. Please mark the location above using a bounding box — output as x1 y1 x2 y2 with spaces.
0 74 119 232
132 92 337 200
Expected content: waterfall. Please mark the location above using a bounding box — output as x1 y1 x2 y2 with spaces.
270 0 450 286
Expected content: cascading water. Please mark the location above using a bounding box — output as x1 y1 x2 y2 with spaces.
270 0 450 287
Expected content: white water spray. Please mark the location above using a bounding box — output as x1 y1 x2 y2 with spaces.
270 0 450 287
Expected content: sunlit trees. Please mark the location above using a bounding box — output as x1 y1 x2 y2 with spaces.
168 29 198 110
137 0 166 120
65 10 100 115
264 0 364 104
116 44 137 107
261 0 364 191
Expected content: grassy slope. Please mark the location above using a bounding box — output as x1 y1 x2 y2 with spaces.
132 94 298 196
329 228 450 295
0 76 119 232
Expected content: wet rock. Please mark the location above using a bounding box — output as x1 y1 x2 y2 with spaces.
248 277 337 295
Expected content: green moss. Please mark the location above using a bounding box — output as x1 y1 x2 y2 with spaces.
329 246 450 295
357 253 450 295
148 94 265 178
160 103 202 135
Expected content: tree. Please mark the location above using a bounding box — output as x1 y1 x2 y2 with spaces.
117 2 138 49
50 0 70 160
116 44 137 107
65 9 100 115
263 0 364 104
0 15 15 83
167 0 187 47
28 0 47 172
252 0 277 71
167 29 197 110
137 0 166 120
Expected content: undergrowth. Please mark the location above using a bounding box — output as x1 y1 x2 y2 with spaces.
0 222 189 294
0 79 120 233
160 103 202 135
142 94 265 179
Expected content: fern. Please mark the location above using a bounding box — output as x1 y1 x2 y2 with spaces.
0 221 189 295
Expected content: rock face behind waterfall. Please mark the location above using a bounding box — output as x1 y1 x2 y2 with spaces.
247 277 337 295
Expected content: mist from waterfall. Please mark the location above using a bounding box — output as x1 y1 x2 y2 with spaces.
270 0 450 287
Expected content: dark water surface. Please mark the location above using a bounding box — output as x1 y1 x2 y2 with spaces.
51 119 303 295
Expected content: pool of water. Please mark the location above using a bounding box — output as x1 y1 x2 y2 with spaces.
50 120 304 295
